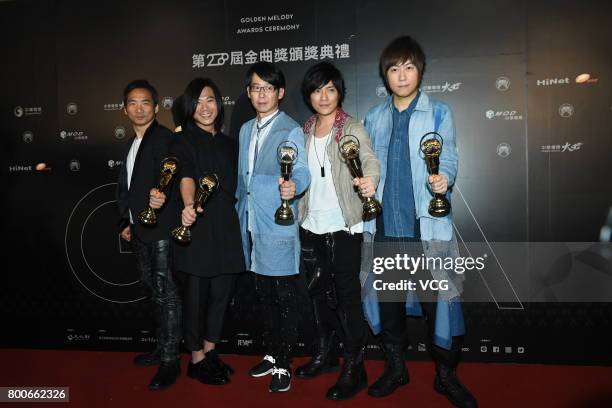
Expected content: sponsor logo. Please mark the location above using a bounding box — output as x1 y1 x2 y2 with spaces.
486 110 523 121
107 160 123 168
492 346 500 353
67 102 78 115
8 165 33 172
541 142 583 153
8 163 50 172
114 126 127 139
23 131 34 143
559 103 574 118
69 159 81 171
505 346 513 354
376 86 388 98
237 339 253 347
575 73 598 84
496 77 510 91
517 346 525 354
422 82 462 93
497 142 511 158
536 77 569 86
66 334 91 342
104 102 124 111
161 97 174 110
98 336 133 341
480 346 488 353
221 96 236 106
417 343 427 352
59 130 88 141
66 329 90 342
13 105 42 117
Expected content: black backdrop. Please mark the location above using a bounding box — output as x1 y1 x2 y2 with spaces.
2 0 611 365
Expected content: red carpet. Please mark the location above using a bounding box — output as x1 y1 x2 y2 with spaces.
1 349 611 407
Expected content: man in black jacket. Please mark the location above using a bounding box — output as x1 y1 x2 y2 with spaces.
116 79 182 390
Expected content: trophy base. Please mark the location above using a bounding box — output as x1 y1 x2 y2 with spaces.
172 226 191 244
139 208 157 226
274 209 294 226
428 197 451 218
362 198 382 222
362 200 382 221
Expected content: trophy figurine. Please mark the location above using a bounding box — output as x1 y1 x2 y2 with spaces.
275 141 298 225
172 173 219 244
338 135 382 221
138 156 179 225
419 132 451 217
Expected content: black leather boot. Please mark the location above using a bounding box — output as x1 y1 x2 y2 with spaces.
295 331 339 378
326 347 368 400
432 344 477 408
134 346 161 366
368 343 409 397
296 294 340 379
148 359 180 390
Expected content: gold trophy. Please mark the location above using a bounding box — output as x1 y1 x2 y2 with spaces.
338 134 382 221
419 132 451 217
172 173 219 244
275 141 298 226
138 156 179 225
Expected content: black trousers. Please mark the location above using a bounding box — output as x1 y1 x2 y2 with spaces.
379 299 461 367
175 271 235 350
374 227 461 367
254 273 298 367
300 228 368 354
132 234 182 363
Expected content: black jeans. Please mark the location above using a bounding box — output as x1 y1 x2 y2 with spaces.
254 274 298 367
374 226 461 366
132 234 182 363
300 228 368 354
175 271 235 349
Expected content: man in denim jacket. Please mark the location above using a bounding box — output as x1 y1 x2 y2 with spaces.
236 62 310 393
362 36 477 408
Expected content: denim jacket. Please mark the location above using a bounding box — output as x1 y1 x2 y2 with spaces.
236 112 311 276
363 92 458 241
360 92 465 349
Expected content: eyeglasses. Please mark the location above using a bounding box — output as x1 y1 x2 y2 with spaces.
249 84 276 94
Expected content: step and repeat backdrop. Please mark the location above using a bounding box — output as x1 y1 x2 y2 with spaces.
2 0 611 364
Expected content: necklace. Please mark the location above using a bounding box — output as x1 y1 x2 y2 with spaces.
313 128 332 177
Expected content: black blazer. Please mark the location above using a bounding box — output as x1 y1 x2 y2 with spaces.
116 120 180 243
